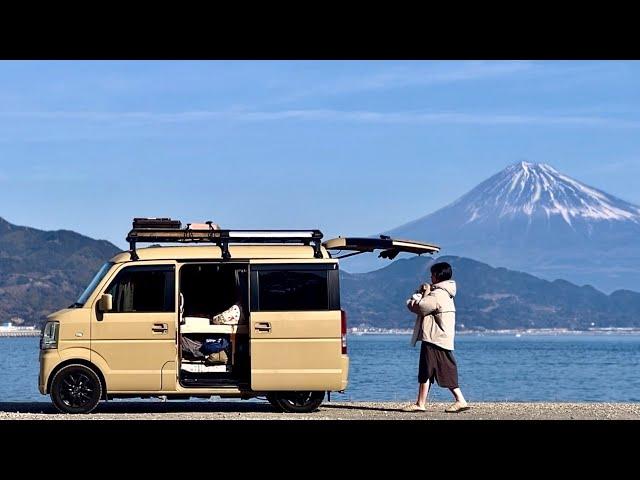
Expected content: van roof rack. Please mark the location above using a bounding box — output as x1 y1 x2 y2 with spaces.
126 218 324 260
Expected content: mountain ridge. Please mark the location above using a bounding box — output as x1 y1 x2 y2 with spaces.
340 255 640 330
0 216 121 325
392 162 640 230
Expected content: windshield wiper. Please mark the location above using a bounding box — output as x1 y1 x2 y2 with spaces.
68 302 84 308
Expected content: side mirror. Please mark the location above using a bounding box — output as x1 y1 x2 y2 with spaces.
99 293 113 312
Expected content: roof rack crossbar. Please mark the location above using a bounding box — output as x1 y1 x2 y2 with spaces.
126 228 324 260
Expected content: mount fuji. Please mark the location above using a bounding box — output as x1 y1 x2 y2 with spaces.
384 162 640 293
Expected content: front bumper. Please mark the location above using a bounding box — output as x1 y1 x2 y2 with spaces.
38 349 61 395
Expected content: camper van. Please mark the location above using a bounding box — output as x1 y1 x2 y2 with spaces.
38 218 439 414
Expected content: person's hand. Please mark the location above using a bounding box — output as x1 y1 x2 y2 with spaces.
419 283 431 294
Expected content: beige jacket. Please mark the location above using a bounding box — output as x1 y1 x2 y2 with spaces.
407 280 457 351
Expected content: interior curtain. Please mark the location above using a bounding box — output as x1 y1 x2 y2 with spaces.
115 277 135 312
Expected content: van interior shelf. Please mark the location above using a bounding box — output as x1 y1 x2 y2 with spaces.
180 317 249 335
126 217 324 260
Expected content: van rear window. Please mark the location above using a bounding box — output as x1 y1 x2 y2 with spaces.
251 264 339 311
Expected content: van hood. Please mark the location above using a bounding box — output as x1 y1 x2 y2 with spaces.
47 308 83 323
433 280 456 298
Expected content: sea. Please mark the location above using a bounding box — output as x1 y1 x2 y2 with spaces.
1 334 639 403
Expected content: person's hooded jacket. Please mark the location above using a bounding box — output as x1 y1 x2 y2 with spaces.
406 280 457 351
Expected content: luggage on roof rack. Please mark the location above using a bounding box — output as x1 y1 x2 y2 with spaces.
133 217 182 229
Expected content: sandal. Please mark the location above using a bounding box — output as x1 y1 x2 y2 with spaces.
402 404 426 412
445 402 470 413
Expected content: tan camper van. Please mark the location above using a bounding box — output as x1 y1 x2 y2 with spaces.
38 218 439 414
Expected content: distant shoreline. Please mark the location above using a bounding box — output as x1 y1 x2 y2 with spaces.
0 331 40 338
3 327 640 339
349 328 640 336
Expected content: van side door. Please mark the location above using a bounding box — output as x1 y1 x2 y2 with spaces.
249 261 343 391
91 262 177 392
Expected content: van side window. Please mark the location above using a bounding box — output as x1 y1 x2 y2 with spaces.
258 270 328 311
106 265 175 313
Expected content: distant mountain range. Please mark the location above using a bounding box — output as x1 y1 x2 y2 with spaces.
340 255 640 330
0 217 119 326
2 215 639 330
385 162 640 293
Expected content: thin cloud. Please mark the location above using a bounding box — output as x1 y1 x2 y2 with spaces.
234 110 640 128
249 110 637 128
0 108 638 129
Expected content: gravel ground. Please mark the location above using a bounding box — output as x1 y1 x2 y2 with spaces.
0 401 639 420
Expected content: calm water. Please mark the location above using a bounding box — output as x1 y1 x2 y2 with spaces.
1 334 639 403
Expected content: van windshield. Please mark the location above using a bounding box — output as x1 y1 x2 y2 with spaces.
71 262 114 307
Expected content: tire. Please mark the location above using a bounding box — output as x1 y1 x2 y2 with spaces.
266 393 283 412
50 364 103 414
267 391 325 413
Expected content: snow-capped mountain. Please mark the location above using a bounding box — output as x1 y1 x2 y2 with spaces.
383 162 640 293
448 162 640 226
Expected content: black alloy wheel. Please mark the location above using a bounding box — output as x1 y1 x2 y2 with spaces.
51 364 103 414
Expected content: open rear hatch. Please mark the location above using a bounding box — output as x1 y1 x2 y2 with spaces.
323 235 440 259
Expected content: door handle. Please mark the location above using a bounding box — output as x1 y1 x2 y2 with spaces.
152 323 168 333
254 322 272 333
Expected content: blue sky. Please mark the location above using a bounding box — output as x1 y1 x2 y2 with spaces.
1 60 639 254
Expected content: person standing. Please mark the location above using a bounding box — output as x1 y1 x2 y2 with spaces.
402 261 470 413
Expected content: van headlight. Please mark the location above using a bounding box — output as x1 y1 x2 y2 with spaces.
40 321 59 350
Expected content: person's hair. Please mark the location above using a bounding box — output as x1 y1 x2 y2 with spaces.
430 262 452 283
